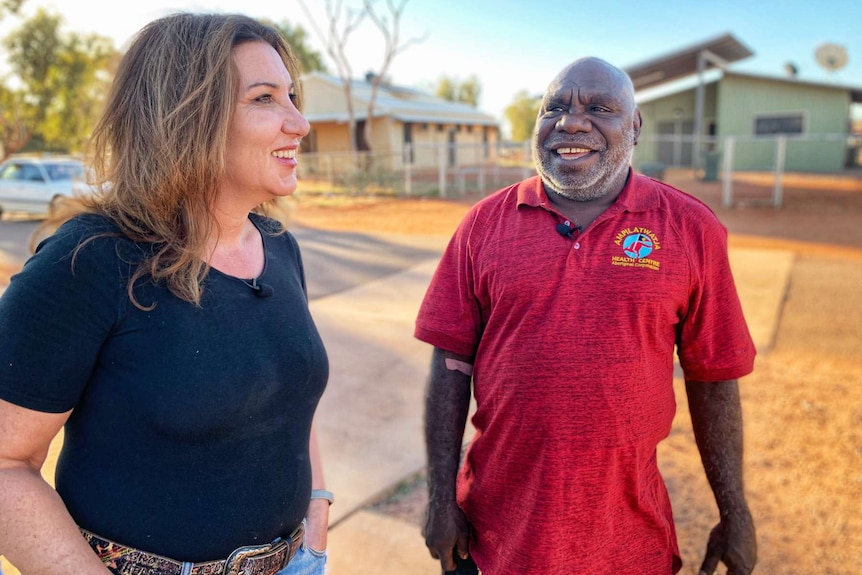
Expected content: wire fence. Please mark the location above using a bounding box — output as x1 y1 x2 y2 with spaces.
297 142 535 198
635 132 862 208
296 133 862 208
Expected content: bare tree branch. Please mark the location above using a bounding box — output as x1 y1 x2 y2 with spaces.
298 0 366 153
361 0 426 150
296 0 425 160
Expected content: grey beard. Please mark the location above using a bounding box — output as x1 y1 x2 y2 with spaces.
534 135 635 202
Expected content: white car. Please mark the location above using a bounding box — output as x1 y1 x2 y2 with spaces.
0 156 90 218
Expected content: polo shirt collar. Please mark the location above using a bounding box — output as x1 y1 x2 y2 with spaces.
516 168 661 214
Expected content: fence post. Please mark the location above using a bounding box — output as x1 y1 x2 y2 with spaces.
325 155 334 187
773 136 786 209
438 143 447 198
721 137 735 208
403 143 412 196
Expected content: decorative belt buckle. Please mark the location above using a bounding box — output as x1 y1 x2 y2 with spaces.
223 538 288 575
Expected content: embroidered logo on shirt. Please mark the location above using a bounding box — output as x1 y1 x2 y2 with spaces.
612 227 661 271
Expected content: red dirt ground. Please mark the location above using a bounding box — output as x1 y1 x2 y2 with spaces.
2 169 860 575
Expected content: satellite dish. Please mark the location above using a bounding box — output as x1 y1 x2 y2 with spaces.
783 62 798 78
815 43 848 74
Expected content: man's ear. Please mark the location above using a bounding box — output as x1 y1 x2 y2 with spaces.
633 109 643 146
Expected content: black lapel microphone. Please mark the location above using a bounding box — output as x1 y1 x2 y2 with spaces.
556 222 582 238
247 277 274 298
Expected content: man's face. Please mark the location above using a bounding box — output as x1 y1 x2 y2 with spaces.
533 60 641 202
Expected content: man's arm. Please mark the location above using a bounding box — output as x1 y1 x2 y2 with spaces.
685 379 757 575
423 347 474 572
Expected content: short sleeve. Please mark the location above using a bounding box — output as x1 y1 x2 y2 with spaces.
414 211 484 357
0 217 125 412
676 219 756 382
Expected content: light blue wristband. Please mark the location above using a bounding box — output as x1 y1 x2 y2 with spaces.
310 489 334 505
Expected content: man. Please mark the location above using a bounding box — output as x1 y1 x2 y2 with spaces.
415 57 757 575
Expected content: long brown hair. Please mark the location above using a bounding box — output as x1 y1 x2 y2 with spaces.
41 13 303 309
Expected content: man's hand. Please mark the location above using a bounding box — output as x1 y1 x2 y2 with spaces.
698 510 757 575
423 499 471 572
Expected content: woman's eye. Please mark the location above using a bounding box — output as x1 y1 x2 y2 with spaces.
289 93 298 103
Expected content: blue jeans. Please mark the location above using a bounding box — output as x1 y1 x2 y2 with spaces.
277 543 327 575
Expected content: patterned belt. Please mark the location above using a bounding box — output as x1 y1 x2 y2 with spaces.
81 524 304 575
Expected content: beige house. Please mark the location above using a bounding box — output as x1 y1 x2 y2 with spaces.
299 72 500 170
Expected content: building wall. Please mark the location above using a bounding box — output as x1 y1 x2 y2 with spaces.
634 83 718 169
634 76 853 173
300 74 500 169
306 119 499 171
301 76 356 117
716 74 850 172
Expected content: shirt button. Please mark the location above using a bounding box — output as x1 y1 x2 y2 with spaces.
574 242 581 250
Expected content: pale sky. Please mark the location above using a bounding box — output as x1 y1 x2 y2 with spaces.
3 0 861 123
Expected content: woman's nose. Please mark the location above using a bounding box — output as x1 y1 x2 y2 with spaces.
284 107 310 138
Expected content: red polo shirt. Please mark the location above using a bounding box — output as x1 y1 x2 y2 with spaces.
415 172 755 574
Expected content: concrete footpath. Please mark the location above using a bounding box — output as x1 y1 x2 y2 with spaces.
0 244 793 575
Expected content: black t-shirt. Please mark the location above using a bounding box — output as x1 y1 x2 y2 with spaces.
0 213 328 561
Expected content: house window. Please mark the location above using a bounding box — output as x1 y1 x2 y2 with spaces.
754 113 804 136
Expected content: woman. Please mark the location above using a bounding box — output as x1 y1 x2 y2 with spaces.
0 13 329 575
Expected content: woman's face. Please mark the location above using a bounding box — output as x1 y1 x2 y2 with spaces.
221 41 310 207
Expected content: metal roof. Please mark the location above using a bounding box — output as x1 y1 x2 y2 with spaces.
623 33 754 91
636 70 862 105
302 72 499 126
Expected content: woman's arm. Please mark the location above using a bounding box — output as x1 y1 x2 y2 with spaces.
0 400 110 574
303 422 329 552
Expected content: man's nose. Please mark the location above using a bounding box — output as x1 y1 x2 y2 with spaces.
556 109 591 133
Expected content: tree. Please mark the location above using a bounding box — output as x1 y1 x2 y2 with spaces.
0 84 33 157
40 33 116 152
1 7 116 155
435 75 481 107
0 0 24 20
360 0 424 151
299 0 366 153
504 90 542 142
435 76 456 102
269 20 328 74
457 76 481 108
298 0 423 153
